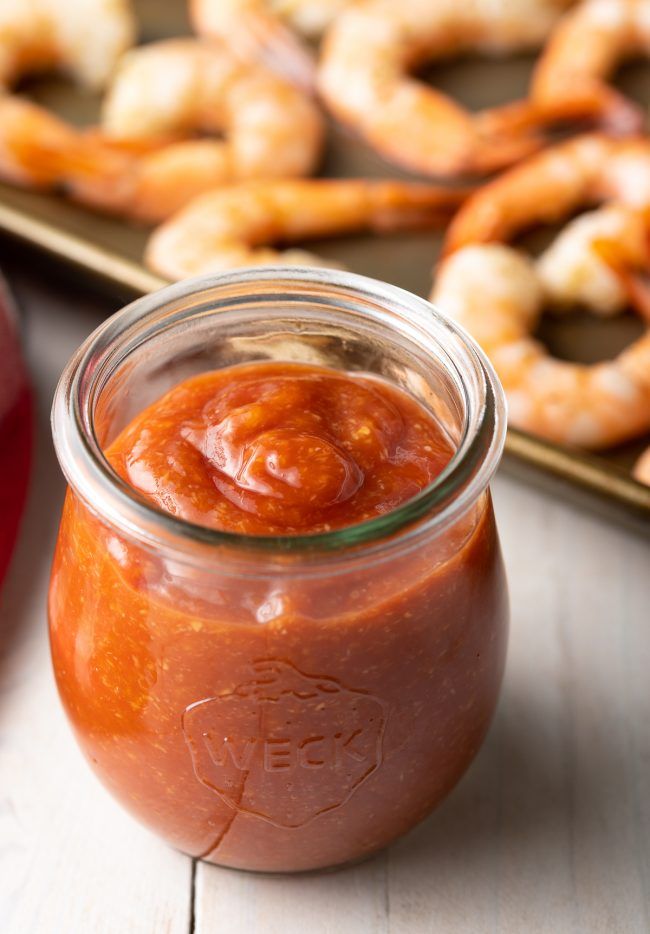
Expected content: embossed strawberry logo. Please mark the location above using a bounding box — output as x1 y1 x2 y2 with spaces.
182 660 387 828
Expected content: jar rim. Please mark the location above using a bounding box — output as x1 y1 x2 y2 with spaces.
52 267 506 562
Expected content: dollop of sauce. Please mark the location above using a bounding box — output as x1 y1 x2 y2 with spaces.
107 363 454 535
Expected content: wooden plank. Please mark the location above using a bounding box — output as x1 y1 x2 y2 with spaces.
387 480 650 934
0 641 193 934
195 854 388 934
195 480 650 934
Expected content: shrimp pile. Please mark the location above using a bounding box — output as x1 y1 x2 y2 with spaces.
2 0 649 486
97 37 324 217
317 0 576 178
434 242 650 449
433 135 650 449
145 178 467 279
191 0 352 90
532 0 650 135
0 38 324 224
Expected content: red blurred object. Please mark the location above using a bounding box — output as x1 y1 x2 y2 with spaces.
0 275 32 587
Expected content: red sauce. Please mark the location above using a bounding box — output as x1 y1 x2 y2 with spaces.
0 286 31 586
49 362 507 872
108 363 454 534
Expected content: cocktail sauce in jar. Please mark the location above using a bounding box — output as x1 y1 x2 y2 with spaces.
50 269 508 873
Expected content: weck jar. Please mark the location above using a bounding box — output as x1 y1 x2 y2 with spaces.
49 268 509 873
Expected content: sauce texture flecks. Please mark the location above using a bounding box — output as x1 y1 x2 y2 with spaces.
107 362 455 535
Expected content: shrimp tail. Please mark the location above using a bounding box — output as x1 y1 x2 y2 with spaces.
190 2 316 92
470 103 559 175
238 11 317 92
595 257 650 324
620 273 650 323
480 93 644 143
475 99 551 138
368 184 474 232
0 98 135 210
592 210 650 322
0 98 77 187
532 92 646 137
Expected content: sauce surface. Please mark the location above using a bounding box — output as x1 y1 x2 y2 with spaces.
107 362 454 535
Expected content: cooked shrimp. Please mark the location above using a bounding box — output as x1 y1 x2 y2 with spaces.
531 0 650 135
633 446 650 484
317 0 575 178
145 178 467 280
0 96 80 188
432 243 650 448
0 100 293 223
191 0 351 90
0 0 144 217
444 135 650 253
594 226 650 322
436 136 650 448
537 204 650 316
0 98 318 224
0 0 135 90
101 38 323 180
0 38 325 224
70 138 294 224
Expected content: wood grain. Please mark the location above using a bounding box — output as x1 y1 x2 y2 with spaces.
193 483 650 934
1 268 649 933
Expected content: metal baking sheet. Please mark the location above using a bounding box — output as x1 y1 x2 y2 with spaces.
0 0 648 533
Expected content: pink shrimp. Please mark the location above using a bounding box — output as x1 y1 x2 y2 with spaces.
317 0 576 178
531 0 650 135
145 178 468 280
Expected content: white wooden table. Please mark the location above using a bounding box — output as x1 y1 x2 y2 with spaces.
1 261 649 934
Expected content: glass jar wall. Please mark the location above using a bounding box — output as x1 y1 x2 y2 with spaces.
50 268 508 873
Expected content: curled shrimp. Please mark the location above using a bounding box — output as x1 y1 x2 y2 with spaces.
435 135 650 449
0 38 325 224
0 96 325 224
634 446 650 484
0 0 136 199
317 0 575 178
444 135 650 253
101 38 323 179
537 204 650 316
0 98 186 220
190 0 351 91
0 96 82 189
531 0 650 135
0 0 135 90
144 178 467 280
432 242 650 449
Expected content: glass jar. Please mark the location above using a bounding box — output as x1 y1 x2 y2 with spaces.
50 268 508 873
